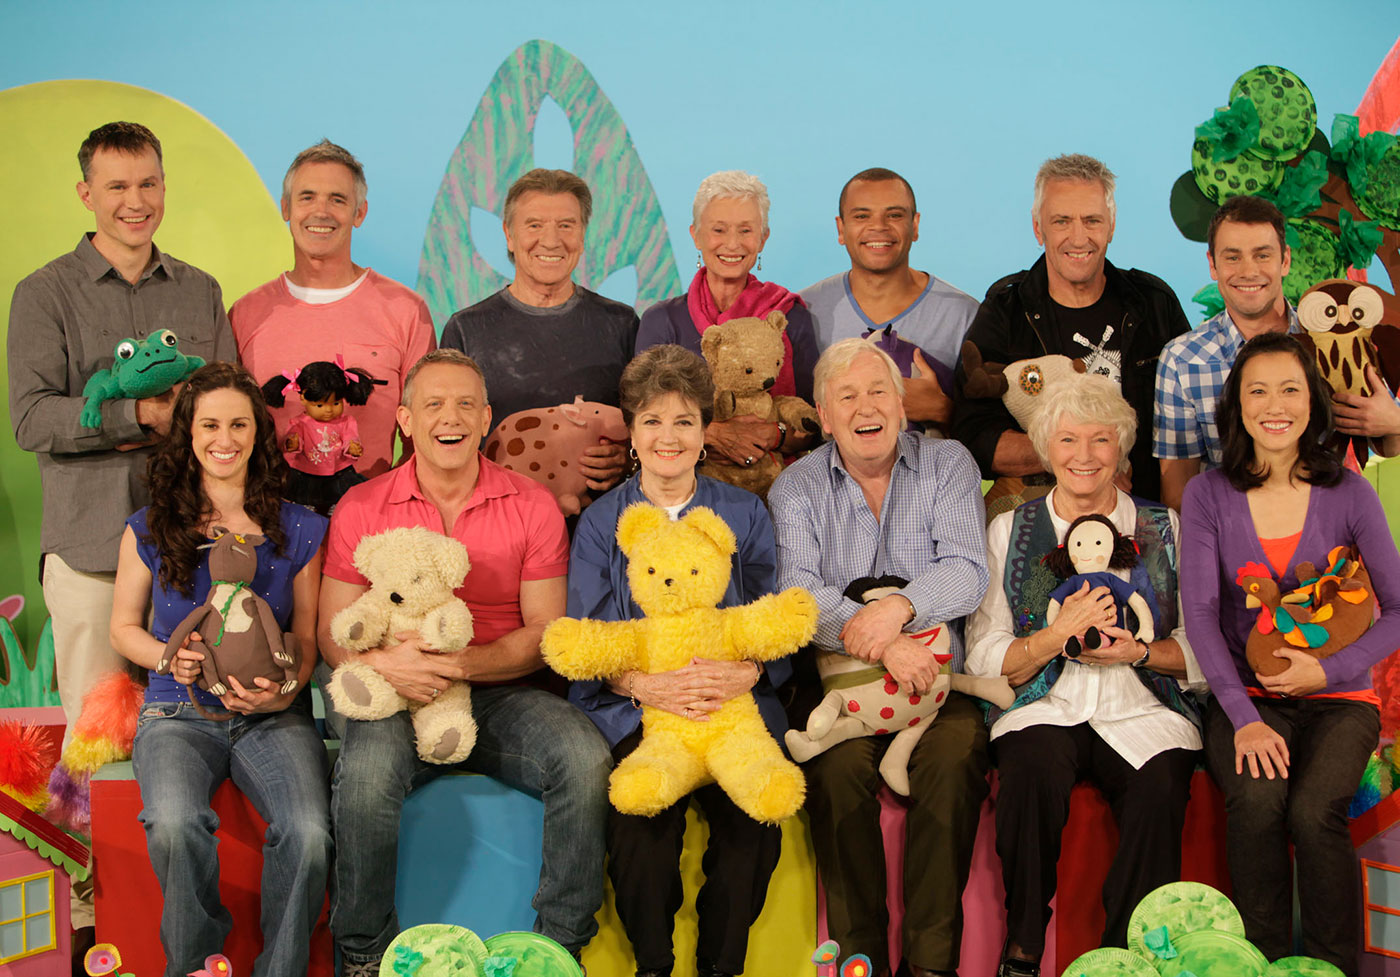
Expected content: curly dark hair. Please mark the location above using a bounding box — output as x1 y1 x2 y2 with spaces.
1043 513 1138 579
145 362 289 596
1217 332 1342 491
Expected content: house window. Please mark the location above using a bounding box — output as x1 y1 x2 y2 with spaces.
0 870 56 963
1363 858 1400 959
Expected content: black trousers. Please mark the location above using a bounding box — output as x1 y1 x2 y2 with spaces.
605 729 782 975
1204 697 1379 975
803 692 990 976
992 722 1197 956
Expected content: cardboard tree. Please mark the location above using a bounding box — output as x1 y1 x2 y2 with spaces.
1171 65 1400 320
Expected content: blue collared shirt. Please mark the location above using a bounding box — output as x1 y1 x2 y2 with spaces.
768 431 989 671
1153 305 1301 468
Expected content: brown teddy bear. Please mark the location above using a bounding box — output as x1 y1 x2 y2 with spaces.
699 310 820 498
325 526 477 764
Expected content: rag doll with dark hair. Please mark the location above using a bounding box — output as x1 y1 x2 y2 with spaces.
1044 513 1155 657
261 357 378 514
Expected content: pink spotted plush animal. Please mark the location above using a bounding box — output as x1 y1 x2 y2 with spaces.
483 396 628 517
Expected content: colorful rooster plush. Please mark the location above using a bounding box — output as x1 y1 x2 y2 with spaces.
1236 546 1375 677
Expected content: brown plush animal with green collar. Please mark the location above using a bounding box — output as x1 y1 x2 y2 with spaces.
157 527 301 710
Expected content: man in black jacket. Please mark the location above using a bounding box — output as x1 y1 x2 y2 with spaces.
952 154 1189 517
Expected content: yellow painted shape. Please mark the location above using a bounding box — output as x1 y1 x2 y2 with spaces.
0 80 288 655
581 806 817 977
1309 604 1334 624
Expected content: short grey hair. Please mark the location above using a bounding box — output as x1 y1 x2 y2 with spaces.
1026 373 1136 473
691 170 771 233
282 139 367 207
401 349 488 407
1031 153 1117 224
813 337 905 408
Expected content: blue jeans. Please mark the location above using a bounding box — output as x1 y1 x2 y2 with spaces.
329 683 612 968
131 694 332 977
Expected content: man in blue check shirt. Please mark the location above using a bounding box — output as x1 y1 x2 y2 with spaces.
769 338 989 977
1155 195 1400 510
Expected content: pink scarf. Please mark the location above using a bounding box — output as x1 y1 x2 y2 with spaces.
686 268 803 397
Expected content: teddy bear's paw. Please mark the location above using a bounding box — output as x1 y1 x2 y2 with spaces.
610 766 674 817
744 763 806 824
417 722 476 765
326 662 406 720
413 688 477 764
421 605 474 653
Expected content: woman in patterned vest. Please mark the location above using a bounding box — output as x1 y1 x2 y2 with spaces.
965 374 1205 977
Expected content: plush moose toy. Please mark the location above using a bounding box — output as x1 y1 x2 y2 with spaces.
157 528 300 714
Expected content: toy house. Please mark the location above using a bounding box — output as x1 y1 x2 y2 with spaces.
0 788 90 974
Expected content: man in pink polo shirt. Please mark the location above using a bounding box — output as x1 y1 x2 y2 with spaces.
230 140 436 479
319 349 611 977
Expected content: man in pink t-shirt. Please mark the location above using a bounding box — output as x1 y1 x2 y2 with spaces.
229 140 435 478
319 350 610 976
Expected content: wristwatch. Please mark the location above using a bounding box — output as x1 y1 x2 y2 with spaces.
1131 641 1151 669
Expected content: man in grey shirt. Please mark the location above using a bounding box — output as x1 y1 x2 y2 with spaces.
802 167 979 435
7 121 235 749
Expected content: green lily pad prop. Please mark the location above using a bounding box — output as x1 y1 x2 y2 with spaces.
1127 881 1245 959
1354 142 1400 229
382 923 490 977
1154 930 1268 977
1171 170 1218 242
1192 139 1284 203
1230 66 1317 160
1263 956 1346 977
1060 946 1158 976
1283 219 1346 304
481 932 582 977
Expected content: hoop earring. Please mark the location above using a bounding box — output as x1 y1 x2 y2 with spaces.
696 251 703 269
628 446 638 460
697 448 707 462
757 254 763 272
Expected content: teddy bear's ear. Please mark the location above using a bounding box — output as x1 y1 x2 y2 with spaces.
432 534 471 588
765 309 788 334
700 327 724 363
681 506 737 558
352 531 391 578
616 503 670 555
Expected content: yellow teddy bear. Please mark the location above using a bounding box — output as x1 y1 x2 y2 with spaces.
542 502 819 824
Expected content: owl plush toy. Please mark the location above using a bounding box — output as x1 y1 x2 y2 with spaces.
1297 279 1400 464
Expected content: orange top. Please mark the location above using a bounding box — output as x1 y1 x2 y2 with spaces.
1259 530 1301 579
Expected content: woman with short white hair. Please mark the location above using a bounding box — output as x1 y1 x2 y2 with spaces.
635 170 820 469
964 373 1206 977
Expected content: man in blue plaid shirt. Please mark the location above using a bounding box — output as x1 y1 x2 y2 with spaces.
769 338 989 977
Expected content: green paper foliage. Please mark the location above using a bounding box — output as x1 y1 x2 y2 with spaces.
393 945 426 977
1196 97 1261 162
1331 113 1398 196
1192 283 1225 318
1283 220 1345 303
1355 142 1400 228
1229 66 1317 159
1192 139 1284 203
1337 209 1384 270
484 958 519 977
1146 924 1179 959
1273 151 1329 218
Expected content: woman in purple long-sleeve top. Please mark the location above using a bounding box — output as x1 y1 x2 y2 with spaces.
1181 332 1400 975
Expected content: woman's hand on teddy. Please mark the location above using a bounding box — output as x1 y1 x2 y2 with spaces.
627 668 715 720
346 440 363 458
1258 649 1327 697
219 675 297 714
1049 581 1115 645
706 415 774 466
686 657 761 705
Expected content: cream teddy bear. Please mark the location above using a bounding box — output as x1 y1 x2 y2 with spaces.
542 503 819 824
325 526 476 764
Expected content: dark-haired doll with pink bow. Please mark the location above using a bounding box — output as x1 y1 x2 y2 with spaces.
261 357 377 515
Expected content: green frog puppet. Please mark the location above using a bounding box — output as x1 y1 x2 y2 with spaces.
80 329 204 428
